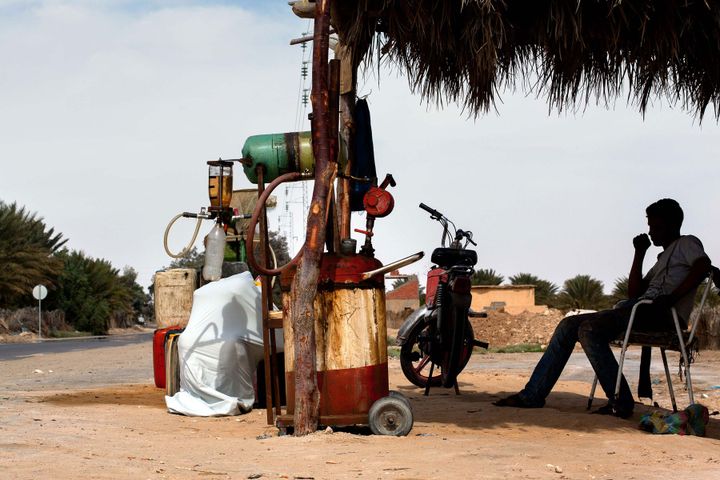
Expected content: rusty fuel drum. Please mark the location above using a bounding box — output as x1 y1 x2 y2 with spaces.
280 253 389 420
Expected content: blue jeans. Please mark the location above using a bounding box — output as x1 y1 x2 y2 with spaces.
518 302 673 411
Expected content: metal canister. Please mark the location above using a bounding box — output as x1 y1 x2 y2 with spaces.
280 253 388 424
241 131 314 184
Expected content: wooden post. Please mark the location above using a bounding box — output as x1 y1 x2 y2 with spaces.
290 0 335 436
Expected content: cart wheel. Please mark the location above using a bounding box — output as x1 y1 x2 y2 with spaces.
388 390 412 411
368 396 413 436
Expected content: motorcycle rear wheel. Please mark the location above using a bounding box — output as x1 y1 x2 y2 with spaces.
399 319 474 389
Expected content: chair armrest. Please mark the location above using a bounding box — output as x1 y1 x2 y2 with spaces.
622 299 674 347
627 299 653 319
622 299 689 350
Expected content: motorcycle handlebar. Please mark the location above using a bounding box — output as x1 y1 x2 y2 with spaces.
421 204 478 248
419 202 443 218
456 229 477 246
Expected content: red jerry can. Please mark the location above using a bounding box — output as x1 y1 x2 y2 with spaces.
153 326 184 388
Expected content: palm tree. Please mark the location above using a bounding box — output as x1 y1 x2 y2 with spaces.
609 276 629 306
0 201 66 307
509 272 559 306
50 250 143 335
471 268 504 285
556 275 608 311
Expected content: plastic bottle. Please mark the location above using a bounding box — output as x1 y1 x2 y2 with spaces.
202 223 226 281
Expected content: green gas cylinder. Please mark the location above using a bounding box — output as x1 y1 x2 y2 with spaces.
241 131 314 184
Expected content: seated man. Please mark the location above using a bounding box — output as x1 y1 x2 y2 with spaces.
494 198 711 418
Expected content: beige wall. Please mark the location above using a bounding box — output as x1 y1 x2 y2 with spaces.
386 298 417 314
471 285 546 315
386 299 417 329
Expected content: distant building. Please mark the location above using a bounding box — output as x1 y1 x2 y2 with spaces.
470 285 546 315
386 277 420 329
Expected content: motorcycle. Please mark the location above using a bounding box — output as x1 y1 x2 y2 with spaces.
397 203 488 393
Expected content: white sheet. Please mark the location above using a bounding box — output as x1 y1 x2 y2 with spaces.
165 272 283 416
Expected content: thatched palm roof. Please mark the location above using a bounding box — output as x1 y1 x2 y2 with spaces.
334 1 720 120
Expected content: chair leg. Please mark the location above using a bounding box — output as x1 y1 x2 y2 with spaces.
614 305 643 408
684 363 694 406
588 375 598 410
677 343 695 405
614 344 629 406
660 348 677 413
671 308 695 406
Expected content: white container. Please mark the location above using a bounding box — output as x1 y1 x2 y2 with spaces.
154 268 196 329
202 223 226 282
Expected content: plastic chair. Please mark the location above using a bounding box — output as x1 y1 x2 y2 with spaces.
588 269 715 412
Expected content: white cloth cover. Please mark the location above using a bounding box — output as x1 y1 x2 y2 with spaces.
165 272 282 416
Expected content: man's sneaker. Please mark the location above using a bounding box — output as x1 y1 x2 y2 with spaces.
493 393 544 408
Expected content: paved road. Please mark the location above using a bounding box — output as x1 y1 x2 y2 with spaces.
0 332 152 362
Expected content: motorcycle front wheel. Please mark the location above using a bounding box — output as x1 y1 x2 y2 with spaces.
399 319 474 389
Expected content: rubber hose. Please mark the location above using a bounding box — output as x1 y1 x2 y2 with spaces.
163 213 204 259
246 172 304 276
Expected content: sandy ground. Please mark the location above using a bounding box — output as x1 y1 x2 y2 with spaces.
2 336 720 480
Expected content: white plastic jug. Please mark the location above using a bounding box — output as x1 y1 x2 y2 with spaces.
202 223 226 281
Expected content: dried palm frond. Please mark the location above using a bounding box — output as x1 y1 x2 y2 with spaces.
333 0 720 120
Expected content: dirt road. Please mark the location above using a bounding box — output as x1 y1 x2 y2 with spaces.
1 339 720 479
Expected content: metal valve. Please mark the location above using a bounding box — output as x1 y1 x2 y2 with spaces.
362 174 396 217
359 174 397 257
363 188 394 217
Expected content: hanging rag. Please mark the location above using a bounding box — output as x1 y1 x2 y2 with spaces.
349 98 377 211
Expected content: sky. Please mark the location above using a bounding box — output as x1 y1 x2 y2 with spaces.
1 1 718 296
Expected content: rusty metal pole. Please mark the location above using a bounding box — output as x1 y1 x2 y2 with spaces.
290 0 335 436
327 59 341 253
336 44 356 240
256 169 282 420
256 166 274 426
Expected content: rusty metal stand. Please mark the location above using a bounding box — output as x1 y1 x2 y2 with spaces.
424 363 434 396
257 167 283 425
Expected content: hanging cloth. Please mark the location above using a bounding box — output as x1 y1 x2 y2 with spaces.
350 98 377 211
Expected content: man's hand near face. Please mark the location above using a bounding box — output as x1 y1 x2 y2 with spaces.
633 233 651 252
